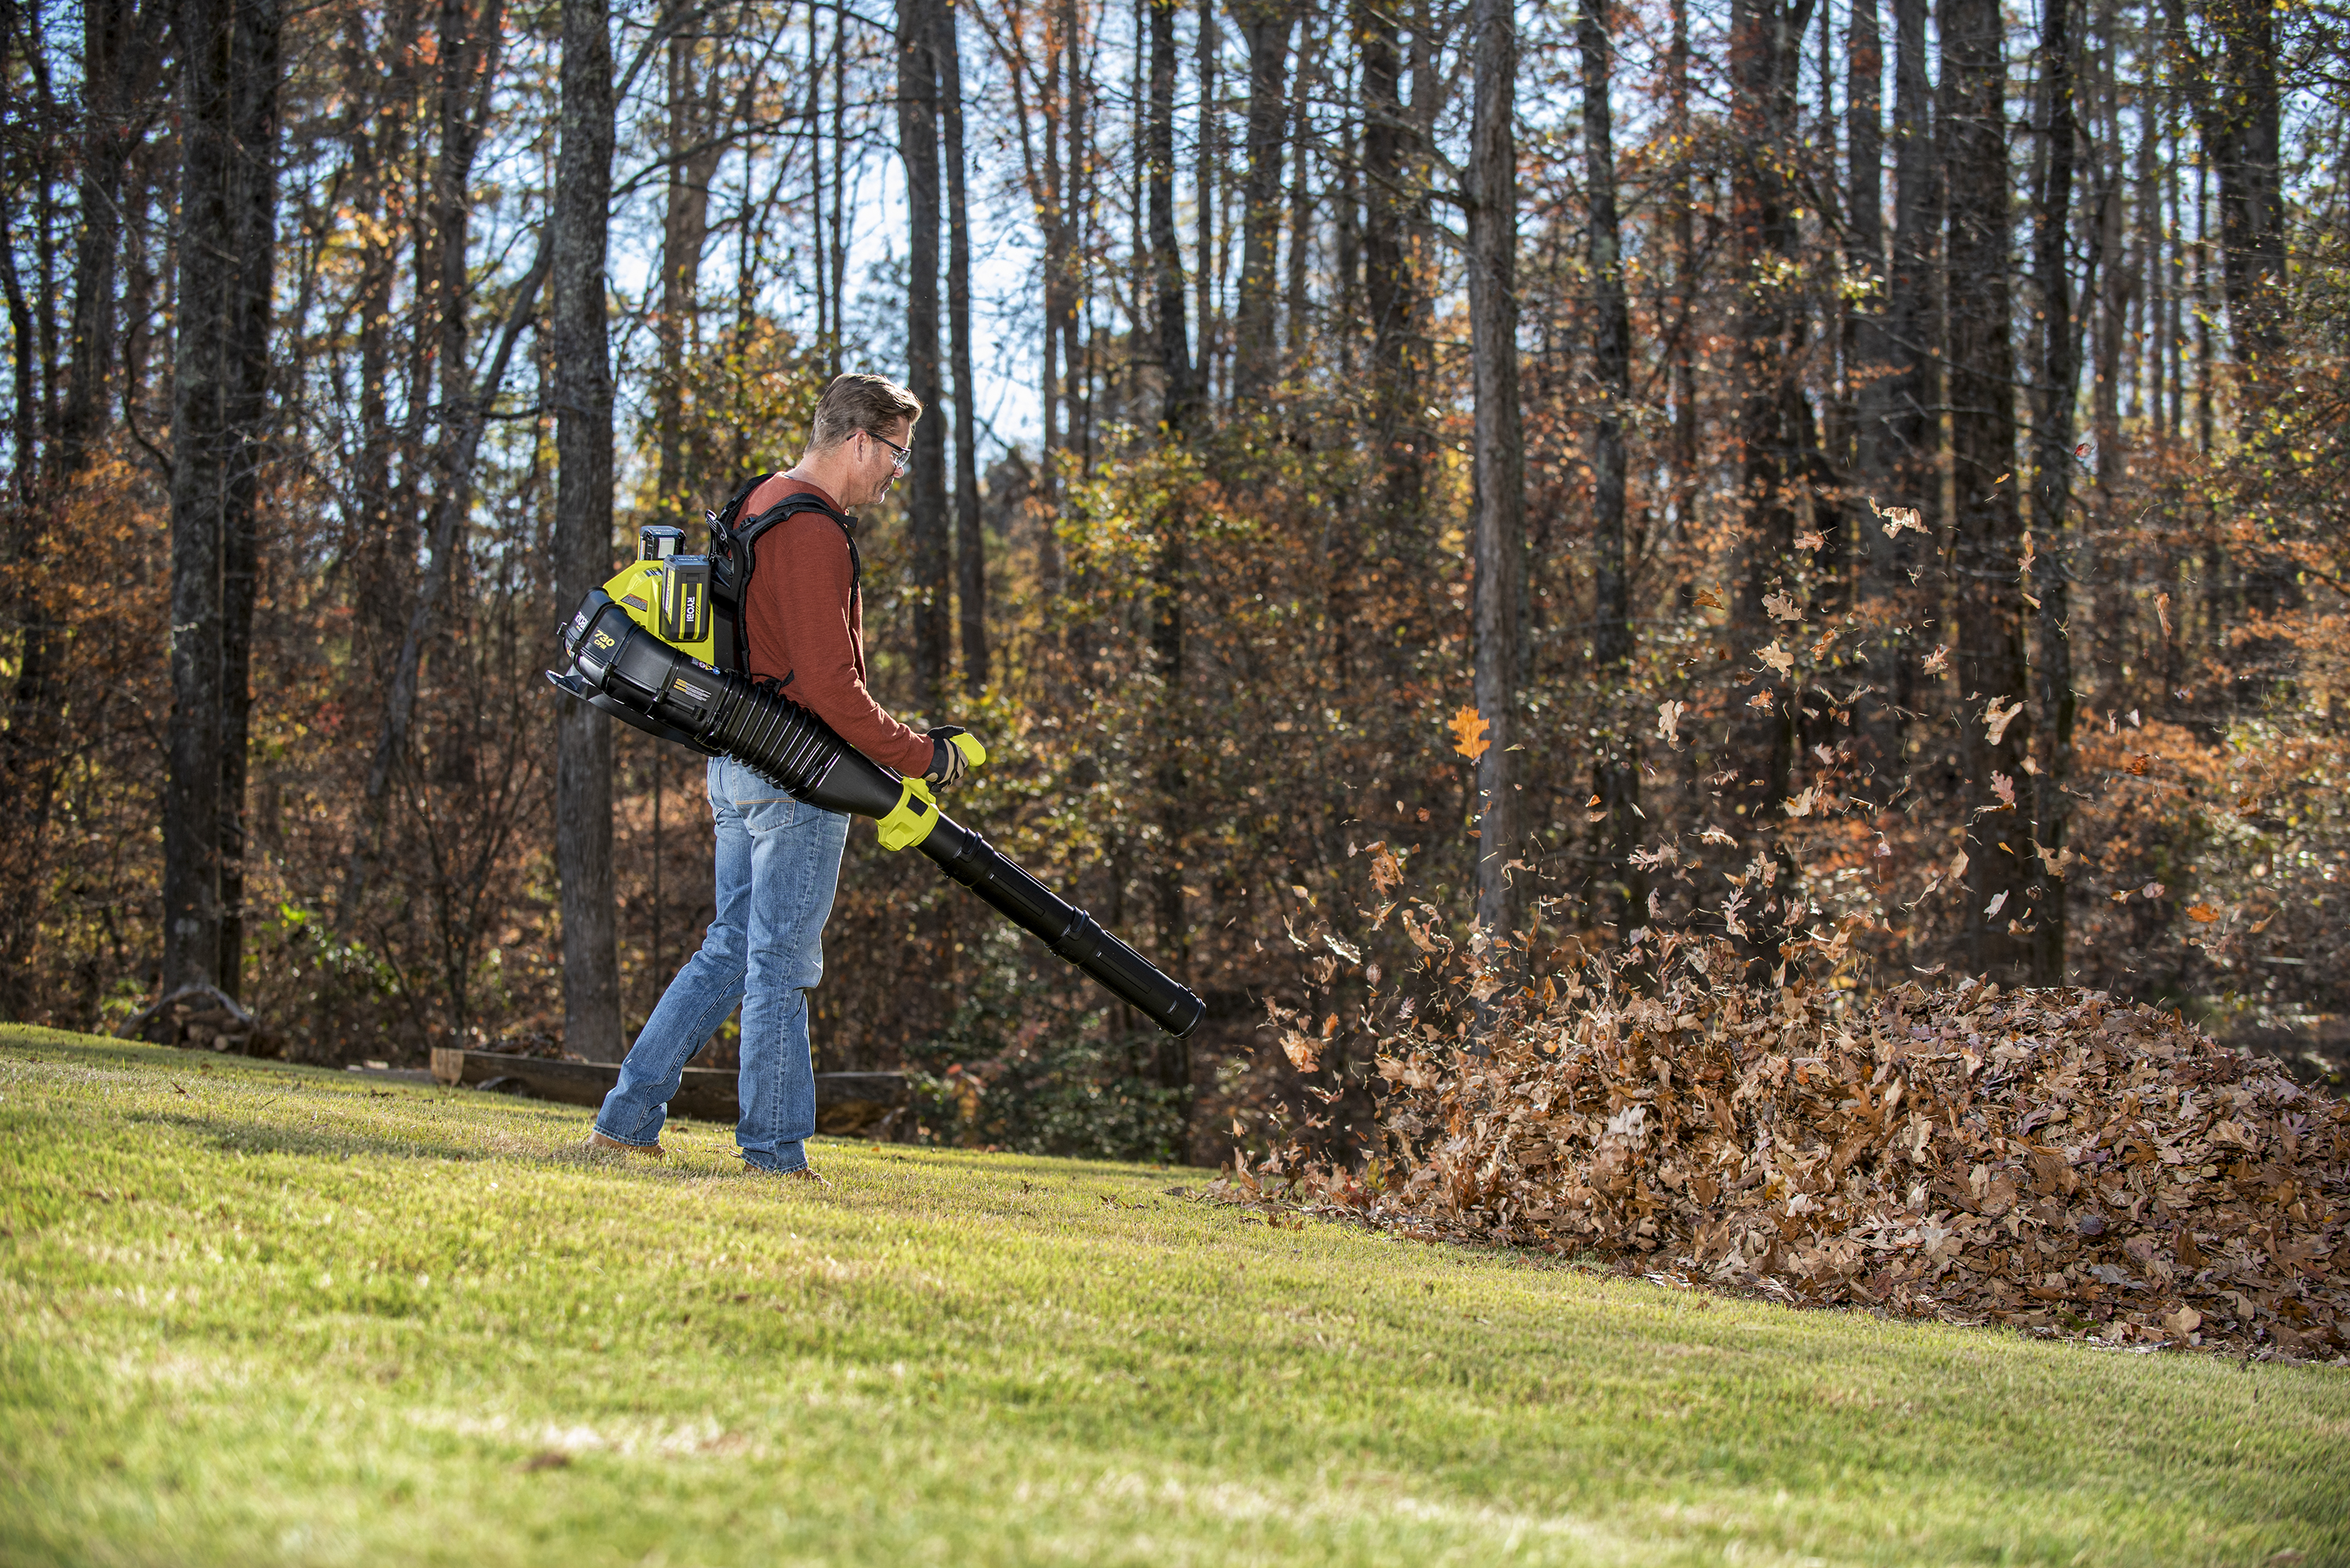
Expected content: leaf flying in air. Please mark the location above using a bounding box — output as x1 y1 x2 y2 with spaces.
1656 699 1687 749
1448 706 1491 761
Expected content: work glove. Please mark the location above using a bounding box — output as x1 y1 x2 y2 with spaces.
924 725 984 788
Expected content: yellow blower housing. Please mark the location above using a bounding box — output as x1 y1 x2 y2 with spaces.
602 525 717 664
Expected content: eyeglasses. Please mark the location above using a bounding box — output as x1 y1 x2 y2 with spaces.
867 429 913 476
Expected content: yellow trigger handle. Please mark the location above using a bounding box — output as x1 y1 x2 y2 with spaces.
873 731 985 853
875 775 939 851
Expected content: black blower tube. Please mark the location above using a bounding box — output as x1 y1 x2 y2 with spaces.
550 589 1205 1037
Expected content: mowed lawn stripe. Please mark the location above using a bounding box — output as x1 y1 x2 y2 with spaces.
1 1029 2342 1567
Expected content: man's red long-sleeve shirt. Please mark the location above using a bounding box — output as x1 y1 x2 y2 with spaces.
736 474 934 777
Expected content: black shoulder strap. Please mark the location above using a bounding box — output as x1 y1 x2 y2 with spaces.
707 471 773 542
722 488 863 673
736 492 859 594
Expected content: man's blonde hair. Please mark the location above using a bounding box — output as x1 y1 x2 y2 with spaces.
810 373 922 451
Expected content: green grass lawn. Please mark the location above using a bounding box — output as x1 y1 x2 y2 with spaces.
2 1029 2345 1567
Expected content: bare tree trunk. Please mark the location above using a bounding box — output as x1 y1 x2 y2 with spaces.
2163 116 2183 439
1466 0 1522 957
830 6 848 377
1231 0 1292 403
1334 102 1359 376
216 0 281 1002
939 0 985 695
1578 0 1643 933
2192 158 2211 451
2132 74 2158 428
163 0 277 1000
656 2 721 520
0 190 34 500
1729 0 1797 833
1860 0 1938 786
553 0 622 1061
1194 0 1217 419
1040 4 1066 494
1283 10 1313 367
1942 0 2029 982
2162 0 2283 361
1355 0 1415 532
2092 0 2124 495
1058 0 1089 463
1668 0 1695 507
1145 0 1195 1138
60 0 169 474
2029 0 2082 985
1845 0 1885 471
1150 0 1193 426
162 0 235 996
899 0 950 714
1847 0 1905 787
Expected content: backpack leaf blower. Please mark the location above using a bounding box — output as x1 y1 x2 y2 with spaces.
547 522 1205 1038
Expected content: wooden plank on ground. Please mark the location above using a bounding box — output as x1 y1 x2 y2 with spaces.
426 1047 906 1131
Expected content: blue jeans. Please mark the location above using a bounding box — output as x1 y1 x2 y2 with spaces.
594 757 851 1171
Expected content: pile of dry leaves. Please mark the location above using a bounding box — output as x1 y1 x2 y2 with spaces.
1229 939 2349 1362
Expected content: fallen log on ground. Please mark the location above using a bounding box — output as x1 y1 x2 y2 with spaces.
427 1047 909 1137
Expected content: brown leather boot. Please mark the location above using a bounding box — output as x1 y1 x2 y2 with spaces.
585 1129 666 1160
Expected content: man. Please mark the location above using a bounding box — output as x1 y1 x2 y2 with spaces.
587 373 975 1178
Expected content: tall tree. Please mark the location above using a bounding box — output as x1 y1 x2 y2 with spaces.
60 0 169 473
2162 0 2284 359
552 0 623 1061
898 0 950 713
1466 0 1523 956
1858 0 1939 787
1232 0 1294 402
654 0 721 521
1666 0 1696 509
216 0 283 999
1942 0 2029 980
1144 0 1198 1147
2030 0 2084 985
2090 0 2125 496
1194 0 1218 415
1149 0 1193 427
939 0 986 695
1728 0 1800 833
1578 0 1643 932
1354 0 1415 532
1282 9 1313 365
1057 0 1090 460
1038 1 1068 482
162 0 276 1003
1844 0 1886 484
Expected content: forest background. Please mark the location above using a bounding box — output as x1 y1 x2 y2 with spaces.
2 0 2345 1167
